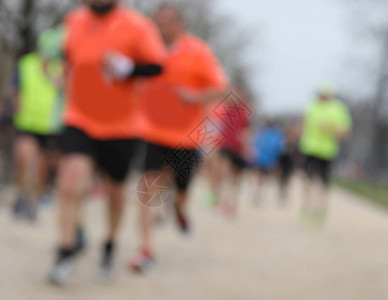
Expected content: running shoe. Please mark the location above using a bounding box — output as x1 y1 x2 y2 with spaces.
128 248 154 273
12 196 37 222
204 191 217 208
38 193 53 208
22 203 37 223
175 205 190 233
48 249 75 286
12 196 27 217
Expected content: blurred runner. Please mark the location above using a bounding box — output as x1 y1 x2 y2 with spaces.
48 0 165 285
130 4 228 273
11 25 64 222
250 118 284 204
278 123 299 202
299 84 352 223
200 101 226 208
216 89 252 218
251 119 284 173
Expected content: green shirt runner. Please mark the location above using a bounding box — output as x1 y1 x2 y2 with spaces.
13 25 64 135
299 98 352 161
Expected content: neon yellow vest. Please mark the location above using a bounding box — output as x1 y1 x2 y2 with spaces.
299 99 352 160
14 53 63 134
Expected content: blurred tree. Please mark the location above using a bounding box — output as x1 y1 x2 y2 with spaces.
0 0 259 183
0 0 257 100
342 0 388 178
0 0 75 95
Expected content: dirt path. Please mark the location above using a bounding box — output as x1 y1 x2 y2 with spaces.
1 176 388 300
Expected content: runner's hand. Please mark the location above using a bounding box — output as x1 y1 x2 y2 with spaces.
102 51 135 81
320 122 337 136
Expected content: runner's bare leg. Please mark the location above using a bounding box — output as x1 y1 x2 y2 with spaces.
57 154 93 248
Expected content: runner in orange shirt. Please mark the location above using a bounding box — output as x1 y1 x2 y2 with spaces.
48 0 166 285
129 4 228 272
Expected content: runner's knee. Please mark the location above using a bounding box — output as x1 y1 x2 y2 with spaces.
57 155 93 199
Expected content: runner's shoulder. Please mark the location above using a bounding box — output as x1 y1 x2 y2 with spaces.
19 52 37 63
181 34 215 56
332 98 348 111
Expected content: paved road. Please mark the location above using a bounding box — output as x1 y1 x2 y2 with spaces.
1 176 388 300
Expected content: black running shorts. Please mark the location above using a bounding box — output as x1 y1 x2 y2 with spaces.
61 126 136 183
143 142 200 191
17 130 61 152
304 155 332 186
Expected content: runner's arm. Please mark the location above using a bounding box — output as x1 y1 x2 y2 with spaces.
130 64 163 77
176 86 229 105
102 52 163 80
178 43 229 104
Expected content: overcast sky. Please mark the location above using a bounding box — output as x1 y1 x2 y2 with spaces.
216 0 350 114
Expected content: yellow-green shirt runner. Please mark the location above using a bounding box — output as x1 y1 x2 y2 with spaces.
299 98 352 161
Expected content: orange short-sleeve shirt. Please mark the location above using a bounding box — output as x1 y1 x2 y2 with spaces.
137 33 228 149
64 6 165 139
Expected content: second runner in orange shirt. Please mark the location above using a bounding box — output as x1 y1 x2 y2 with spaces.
130 4 228 272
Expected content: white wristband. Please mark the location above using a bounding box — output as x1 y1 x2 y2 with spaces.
109 52 135 80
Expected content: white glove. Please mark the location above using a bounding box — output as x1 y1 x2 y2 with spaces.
103 51 135 81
